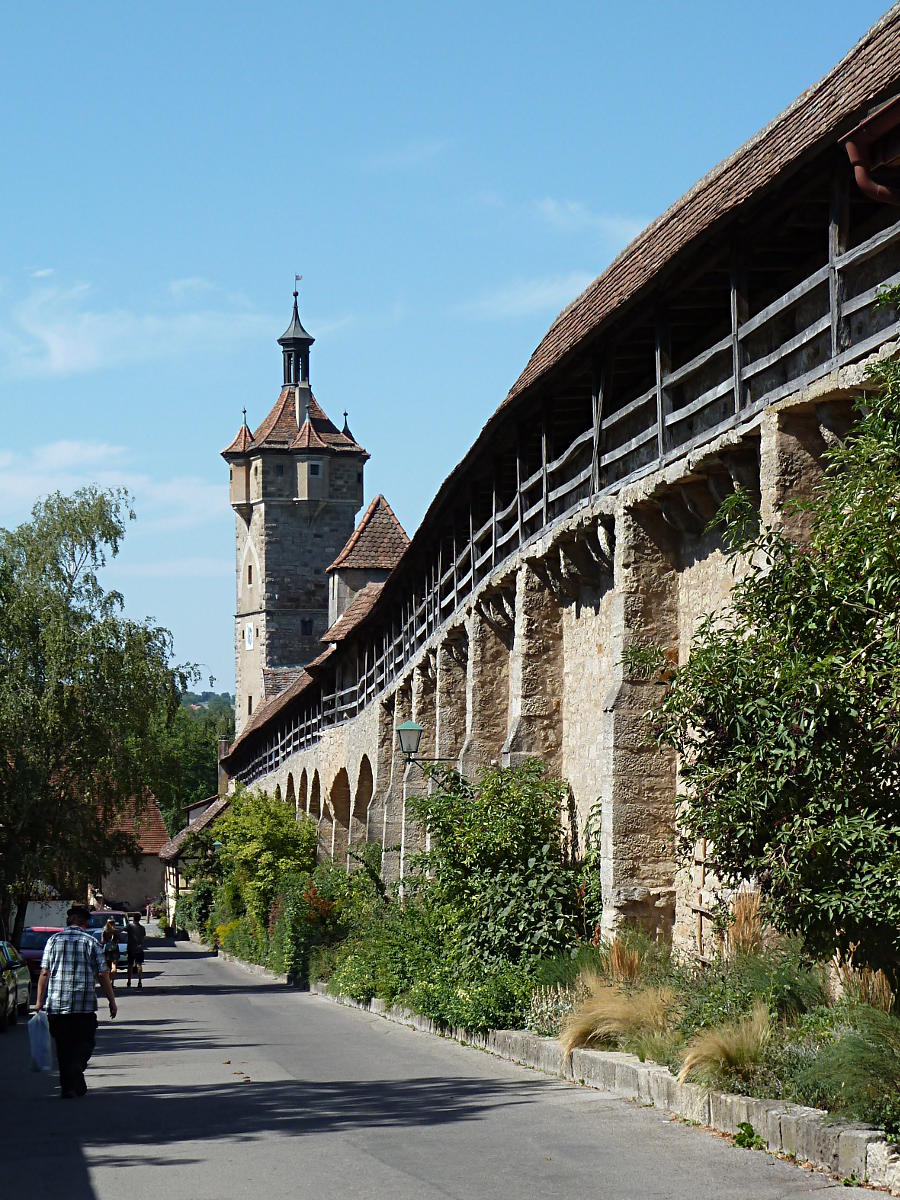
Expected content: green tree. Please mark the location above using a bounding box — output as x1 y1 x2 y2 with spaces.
155 700 234 836
0 487 193 943
187 788 317 928
406 760 577 963
655 361 900 971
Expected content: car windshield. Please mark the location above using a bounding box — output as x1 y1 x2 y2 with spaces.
20 930 56 951
87 913 126 931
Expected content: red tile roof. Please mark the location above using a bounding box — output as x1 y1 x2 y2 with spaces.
263 667 306 700
222 422 254 457
159 795 231 863
502 7 900 410
327 495 409 573
225 669 315 758
323 581 384 643
235 387 368 457
111 797 169 856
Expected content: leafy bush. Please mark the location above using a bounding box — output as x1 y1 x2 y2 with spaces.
406 760 578 963
655 362 900 971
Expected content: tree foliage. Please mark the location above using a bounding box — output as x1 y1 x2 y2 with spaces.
406 760 577 962
154 700 234 835
656 361 900 971
0 487 193 941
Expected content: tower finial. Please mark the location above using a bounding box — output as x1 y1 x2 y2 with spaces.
242 406 248 427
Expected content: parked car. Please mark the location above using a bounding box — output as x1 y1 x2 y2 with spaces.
86 910 129 965
18 926 63 985
0 940 31 1030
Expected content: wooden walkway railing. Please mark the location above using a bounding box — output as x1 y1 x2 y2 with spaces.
235 213 900 784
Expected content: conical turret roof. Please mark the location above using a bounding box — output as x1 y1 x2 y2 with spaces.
327 495 409 572
278 292 314 347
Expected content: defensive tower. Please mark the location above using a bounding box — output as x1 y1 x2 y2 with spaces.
222 289 368 733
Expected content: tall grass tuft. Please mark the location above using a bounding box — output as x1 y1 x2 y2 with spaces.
727 891 763 957
679 1001 770 1084
833 947 895 1014
607 937 641 983
560 973 674 1058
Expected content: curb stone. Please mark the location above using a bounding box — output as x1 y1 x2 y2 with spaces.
310 981 893 1190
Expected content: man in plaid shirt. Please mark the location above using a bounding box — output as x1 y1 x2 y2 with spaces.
35 904 117 1098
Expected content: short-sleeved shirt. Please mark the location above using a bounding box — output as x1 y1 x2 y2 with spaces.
41 926 107 1014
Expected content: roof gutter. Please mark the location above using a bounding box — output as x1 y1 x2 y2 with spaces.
842 95 900 207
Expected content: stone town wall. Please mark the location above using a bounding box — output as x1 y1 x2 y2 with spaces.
233 347 896 954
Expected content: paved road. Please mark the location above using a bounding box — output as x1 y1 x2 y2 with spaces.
0 942 867 1199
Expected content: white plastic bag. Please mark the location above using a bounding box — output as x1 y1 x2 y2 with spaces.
28 1011 52 1072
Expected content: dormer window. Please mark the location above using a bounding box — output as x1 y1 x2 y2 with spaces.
301 618 313 636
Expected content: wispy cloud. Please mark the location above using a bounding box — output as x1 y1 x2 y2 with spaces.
360 138 448 172
0 281 274 380
457 271 595 321
30 267 54 279
168 276 217 299
0 439 224 534
111 556 232 580
535 198 646 246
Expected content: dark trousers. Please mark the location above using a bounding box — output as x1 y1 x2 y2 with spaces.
48 1013 97 1093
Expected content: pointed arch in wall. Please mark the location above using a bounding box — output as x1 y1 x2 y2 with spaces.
298 769 309 817
285 773 296 813
330 768 351 865
353 756 373 850
274 783 282 803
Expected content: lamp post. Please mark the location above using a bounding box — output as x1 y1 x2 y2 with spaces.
394 722 457 888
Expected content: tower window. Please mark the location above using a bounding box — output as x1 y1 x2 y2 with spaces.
276 464 284 476
309 463 321 477
301 618 313 636
248 695 253 716
247 564 253 587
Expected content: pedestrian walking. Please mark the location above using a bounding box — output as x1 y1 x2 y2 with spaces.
126 912 146 989
34 904 117 1098
100 918 120 988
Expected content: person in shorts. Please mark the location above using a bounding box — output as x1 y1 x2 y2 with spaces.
126 912 146 989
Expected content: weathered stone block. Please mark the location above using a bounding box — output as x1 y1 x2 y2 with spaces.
866 1139 900 1188
778 1105 825 1159
837 1127 882 1181
795 1111 841 1172
569 1047 607 1090
672 1081 710 1125
648 1066 677 1110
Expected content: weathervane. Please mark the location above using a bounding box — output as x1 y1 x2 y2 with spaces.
294 272 302 298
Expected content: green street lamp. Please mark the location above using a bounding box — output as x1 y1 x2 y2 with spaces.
395 720 424 761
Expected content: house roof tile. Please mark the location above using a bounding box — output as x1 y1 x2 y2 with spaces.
159 795 231 863
231 387 368 457
323 581 384 643
327 495 409 573
222 422 254 457
111 797 170 856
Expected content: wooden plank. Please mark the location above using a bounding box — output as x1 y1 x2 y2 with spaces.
829 168 850 358
469 505 475 589
655 317 670 458
600 422 658 466
738 264 829 339
835 214 900 270
663 333 731 388
730 249 748 413
602 384 655 430
665 376 733 428
742 314 830 381
547 426 593 475
843 266 900 317
548 464 592 505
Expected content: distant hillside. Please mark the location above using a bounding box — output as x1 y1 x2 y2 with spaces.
181 691 235 718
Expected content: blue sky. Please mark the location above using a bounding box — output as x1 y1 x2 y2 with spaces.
0 1 890 690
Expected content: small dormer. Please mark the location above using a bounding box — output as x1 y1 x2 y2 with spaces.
326 494 410 625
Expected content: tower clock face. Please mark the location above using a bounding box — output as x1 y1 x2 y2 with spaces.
245 622 254 650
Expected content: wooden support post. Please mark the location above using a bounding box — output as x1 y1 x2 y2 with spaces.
491 476 497 569
541 403 549 526
591 349 613 492
452 530 459 609
655 318 670 459
468 505 475 591
829 166 850 360
730 249 749 413
515 441 524 545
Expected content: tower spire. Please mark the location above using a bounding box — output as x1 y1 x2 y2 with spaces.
277 280 315 387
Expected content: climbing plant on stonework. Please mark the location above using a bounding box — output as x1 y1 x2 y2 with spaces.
653 360 900 973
